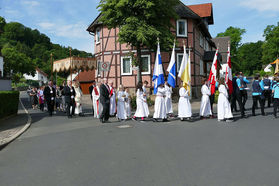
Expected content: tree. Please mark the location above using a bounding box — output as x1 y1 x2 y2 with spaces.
0 16 6 33
98 0 180 82
217 27 246 72
237 41 263 75
1 47 36 79
262 22 279 64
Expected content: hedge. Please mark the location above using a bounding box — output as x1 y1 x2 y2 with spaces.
0 91 19 119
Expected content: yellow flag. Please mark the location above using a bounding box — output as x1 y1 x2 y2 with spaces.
275 59 279 74
180 47 191 93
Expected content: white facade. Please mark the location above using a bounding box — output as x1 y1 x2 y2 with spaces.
0 56 3 77
24 69 48 86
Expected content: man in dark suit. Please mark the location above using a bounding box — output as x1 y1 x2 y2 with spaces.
89 80 96 114
64 80 76 118
99 78 110 123
43 81 55 116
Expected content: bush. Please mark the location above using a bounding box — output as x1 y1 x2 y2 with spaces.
130 96 154 110
26 79 39 87
0 91 19 118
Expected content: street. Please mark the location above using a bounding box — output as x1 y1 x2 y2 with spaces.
1 93 279 186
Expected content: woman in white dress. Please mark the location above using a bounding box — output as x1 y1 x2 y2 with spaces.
200 78 212 119
92 82 100 118
217 78 233 122
178 83 192 121
124 87 131 117
153 84 168 122
133 82 149 121
116 85 127 121
73 81 84 116
142 81 150 117
109 81 116 116
164 82 173 117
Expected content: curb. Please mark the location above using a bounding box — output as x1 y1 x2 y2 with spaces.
0 97 32 147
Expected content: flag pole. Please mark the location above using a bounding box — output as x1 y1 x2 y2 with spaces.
189 44 192 99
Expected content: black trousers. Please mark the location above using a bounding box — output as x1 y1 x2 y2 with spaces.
209 94 215 113
274 98 279 117
47 101 54 116
236 93 245 116
263 90 272 107
252 95 265 115
66 101 75 116
240 90 248 109
100 101 110 121
40 103 44 111
231 93 238 112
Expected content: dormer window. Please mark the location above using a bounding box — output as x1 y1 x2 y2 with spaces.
176 19 187 37
96 28 100 44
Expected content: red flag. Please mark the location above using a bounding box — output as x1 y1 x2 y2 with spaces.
225 44 233 95
208 48 218 95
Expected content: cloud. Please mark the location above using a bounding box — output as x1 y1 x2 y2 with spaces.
240 0 279 12
38 22 55 29
21 0 40 7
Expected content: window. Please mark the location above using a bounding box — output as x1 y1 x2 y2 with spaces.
96 28 100 44
200 59 204 75
199 32 204 48
141 55 151 74
205 41 209 51
121 56 132 75
176 19 187 37
177 53 184 72
97 61 102 76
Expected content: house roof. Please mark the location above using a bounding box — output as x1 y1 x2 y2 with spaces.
87 1 214 39
74 70 95 83
211 36 231 63
36 67 48 77
188 3 214 24
203 51 222 62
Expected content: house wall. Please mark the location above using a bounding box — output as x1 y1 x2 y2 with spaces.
94 18 213 98
24 71 48 86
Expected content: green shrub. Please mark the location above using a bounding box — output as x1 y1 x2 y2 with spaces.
130 95 155 110
0 91 19 119
26 79 39 87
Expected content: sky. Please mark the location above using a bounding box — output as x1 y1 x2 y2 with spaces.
1 0 279 54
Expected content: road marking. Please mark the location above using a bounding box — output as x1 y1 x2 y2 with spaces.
117 125 132 129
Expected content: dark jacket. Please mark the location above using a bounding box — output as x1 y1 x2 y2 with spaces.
64 85 76 103
232 76 240 94
99 84 110 104
44 86 55 103
89 85 94 99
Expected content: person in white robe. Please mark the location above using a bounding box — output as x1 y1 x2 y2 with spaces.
164 82 173 116
153 84 167 122
92 82 100 118
124 87 131 117
116 85 127 120
134 82 149 120
217 78 233 122
200 79 212 119
178 84 192 121
109 81 116 116
142 81 150 117
73 81 84 116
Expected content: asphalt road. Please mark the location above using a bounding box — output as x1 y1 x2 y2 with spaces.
0 92 279 186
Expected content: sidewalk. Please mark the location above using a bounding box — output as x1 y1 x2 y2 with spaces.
0 98 31 147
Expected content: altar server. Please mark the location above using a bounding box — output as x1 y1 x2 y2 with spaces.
217 78 233 122
153 84 167 122
142 80 150 117
164 82 173 116
109 81 116 116
200 78 212 119
178 83 192 121
133 82 149 121
124 87 131 117
117 85 127 121
92 82 100 118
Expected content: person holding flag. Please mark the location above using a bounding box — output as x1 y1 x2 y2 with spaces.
225 43 233 96
178 43 192 121
208 48 219 113
152 40 167 122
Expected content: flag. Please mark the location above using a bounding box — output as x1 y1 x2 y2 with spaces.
208 48 218 95
225 44 233 95
167 41 176 88
152 41 165 95
178 44 191 93
275 59 279 74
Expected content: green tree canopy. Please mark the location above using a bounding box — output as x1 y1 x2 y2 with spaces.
262 22 279 64
98 0 180 82
217 26 246 72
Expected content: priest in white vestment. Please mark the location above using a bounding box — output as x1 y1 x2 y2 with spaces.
153 84 167 121
217 78 233 122
200 79 212 118
164 82 173 115
178 84 192 120
73 81 83 116
92 82 100 118
109 81 116 116
117 85 127 120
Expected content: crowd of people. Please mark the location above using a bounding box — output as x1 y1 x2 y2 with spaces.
28 72 279 123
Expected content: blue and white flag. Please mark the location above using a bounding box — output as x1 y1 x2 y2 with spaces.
152 41 165 95
167 41 176 88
